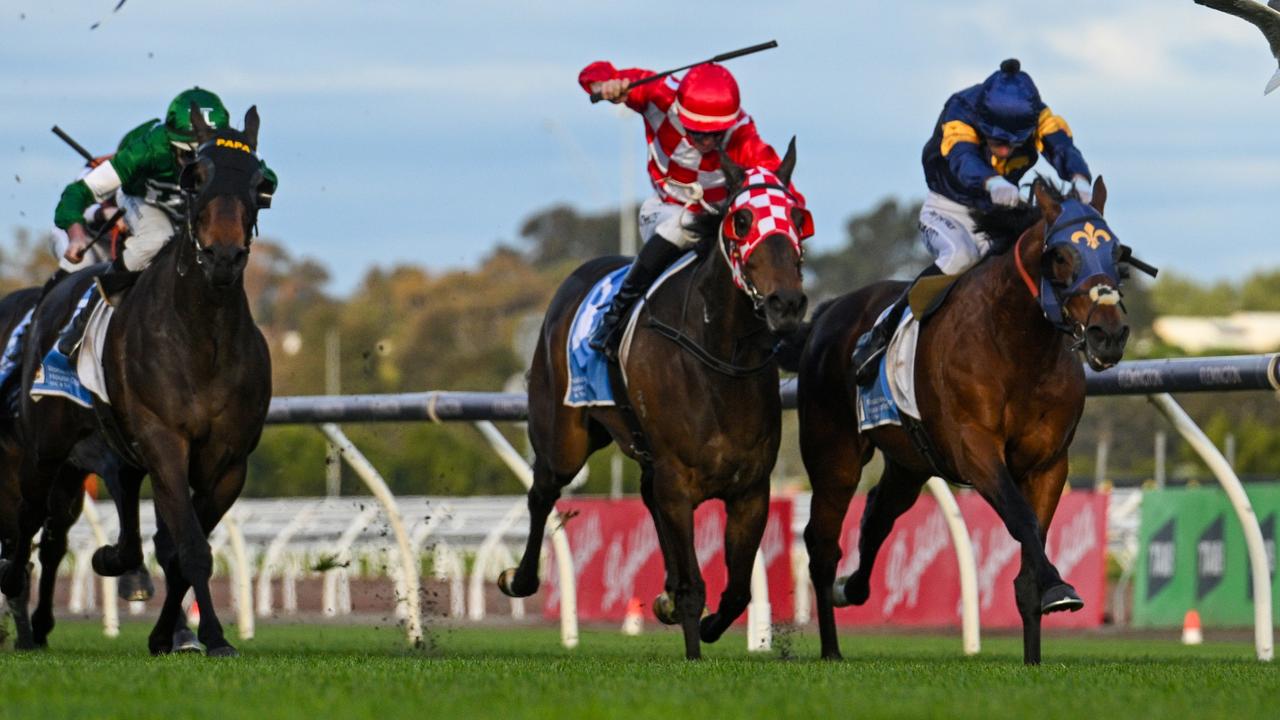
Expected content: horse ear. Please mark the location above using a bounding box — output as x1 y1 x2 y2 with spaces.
1032 178 1061 226
1090 175 1107 215
775 136 797 186
243 106 260 149
719 151 746 195
189 102 212 144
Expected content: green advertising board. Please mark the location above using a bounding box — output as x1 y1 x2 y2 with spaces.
1133 484 1279 627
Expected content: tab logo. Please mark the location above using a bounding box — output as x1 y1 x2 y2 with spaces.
1146 518 1176 600
1197 516 1226 601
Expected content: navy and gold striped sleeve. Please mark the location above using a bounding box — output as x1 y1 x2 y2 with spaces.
1035 106 1090 181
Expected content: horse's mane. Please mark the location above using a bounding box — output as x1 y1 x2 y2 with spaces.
685 205 726 259
970 176 1066 255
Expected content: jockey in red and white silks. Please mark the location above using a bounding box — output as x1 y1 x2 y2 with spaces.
580 60 800 357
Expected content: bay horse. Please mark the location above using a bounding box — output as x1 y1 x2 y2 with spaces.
499 144 811 659
796 178 1128 664
2 105 272 656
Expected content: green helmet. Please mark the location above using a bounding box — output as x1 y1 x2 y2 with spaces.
164 87 230 148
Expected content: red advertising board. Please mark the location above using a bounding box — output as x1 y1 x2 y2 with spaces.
824 490 1108 628
543 498 794 623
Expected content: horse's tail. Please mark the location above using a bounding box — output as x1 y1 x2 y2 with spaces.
775 298 836 373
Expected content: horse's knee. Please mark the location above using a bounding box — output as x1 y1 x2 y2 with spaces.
177 541 213 583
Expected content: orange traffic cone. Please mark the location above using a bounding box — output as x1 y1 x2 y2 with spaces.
187 600 201 627
1181 609 1203 645
621 597 644 636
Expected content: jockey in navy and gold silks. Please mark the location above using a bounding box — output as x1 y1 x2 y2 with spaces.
850 59 1093 386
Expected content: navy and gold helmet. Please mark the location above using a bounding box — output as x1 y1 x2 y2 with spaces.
975 59 1041 146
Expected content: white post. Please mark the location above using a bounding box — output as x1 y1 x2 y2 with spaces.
322 504 380 616
223 513 255 640
468 499 527 622
926 477 980 656
474 420 579 648
79 497 119 638
1148 393 1274 662
319 423 423 647
746 550 772 652
257 500 321 617
791 545 812 625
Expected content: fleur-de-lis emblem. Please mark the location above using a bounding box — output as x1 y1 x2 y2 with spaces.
1070 222 1112 250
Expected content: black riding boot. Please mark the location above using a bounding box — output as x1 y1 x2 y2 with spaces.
850 263 943 387
589 235 685 361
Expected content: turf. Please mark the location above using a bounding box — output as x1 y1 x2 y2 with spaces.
0 621 1275 720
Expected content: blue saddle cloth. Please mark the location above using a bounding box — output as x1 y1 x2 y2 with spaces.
855 306 914 432
30 286 97 409
0 307 34 390
564 264 631 407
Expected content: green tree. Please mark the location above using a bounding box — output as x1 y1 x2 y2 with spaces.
805 198 928 302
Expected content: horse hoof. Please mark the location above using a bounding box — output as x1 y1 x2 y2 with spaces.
206 644 239 658
173 627 203 654
1041 583 1084 614
653 593 681 625
91 546 125 577
832 575 853 607
699 614 724 644
497 568 535 598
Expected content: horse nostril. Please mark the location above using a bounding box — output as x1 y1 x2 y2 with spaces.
794 294 809 317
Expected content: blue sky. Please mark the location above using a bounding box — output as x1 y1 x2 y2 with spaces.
2 1 1277 295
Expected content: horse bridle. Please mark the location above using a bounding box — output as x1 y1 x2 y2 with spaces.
717 180 806 315
177 136 265 275
1013 218 1123 351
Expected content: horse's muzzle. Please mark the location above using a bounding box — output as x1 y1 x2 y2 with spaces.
763 288 807 335
1083 323 1129 370
205 246 249 287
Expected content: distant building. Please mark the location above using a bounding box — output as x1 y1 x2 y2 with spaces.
1153 312 1280 353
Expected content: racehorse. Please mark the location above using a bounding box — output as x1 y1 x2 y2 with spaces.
2 105 272 656
795 178 1128 664
498 143 811 659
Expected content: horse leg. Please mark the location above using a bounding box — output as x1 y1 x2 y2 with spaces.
651 477 705 660
1010 456 1072 665
499 455 581 598
3 537 34 650
0 454 57 599
31 473 85 647
800 415 867 660
92 464 146 577
638 464 681 620
699 486 768 644
837 461 929 607
951 431 1073 665
148 517 193 655
185 462 248 657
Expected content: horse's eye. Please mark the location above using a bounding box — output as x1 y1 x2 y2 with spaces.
733 209 753 239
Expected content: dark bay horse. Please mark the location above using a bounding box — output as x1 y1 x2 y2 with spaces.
499 145 811 659
796 178 1128 664
3 105 272 656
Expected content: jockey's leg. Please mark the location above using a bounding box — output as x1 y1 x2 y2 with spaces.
850 193 985 387
850 263 942 386
588 197 691 360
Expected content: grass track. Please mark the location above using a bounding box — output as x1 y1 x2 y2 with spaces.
0 621 1275 720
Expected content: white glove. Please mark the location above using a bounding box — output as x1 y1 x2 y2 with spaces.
985 176 1020 207
1072 175 1093 203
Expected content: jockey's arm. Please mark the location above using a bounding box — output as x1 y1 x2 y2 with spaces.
1035 106 1091 184
939 119 999 194
579 61 660 112
725 121 806 205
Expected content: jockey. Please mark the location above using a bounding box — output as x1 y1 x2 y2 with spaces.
48 87 277 356
850 58 1092 385
53 87 278 281
580 60 800 359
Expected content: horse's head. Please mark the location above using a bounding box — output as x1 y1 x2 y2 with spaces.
1032 178 1129 370
177 103 272 288
717 138 812 335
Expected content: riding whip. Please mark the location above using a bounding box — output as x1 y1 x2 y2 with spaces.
589 40 779 103
51 125 96 164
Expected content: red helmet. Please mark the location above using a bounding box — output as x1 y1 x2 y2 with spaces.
674 63 741 133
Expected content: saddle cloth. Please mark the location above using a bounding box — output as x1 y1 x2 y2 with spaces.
856 306 921 432
563 252 697 407
30 286 114 408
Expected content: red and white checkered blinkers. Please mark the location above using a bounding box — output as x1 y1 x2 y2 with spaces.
721 168 813 261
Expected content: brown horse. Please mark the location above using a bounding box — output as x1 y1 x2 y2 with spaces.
796 178 1128 664
3 105 272 656
499 145 810 659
